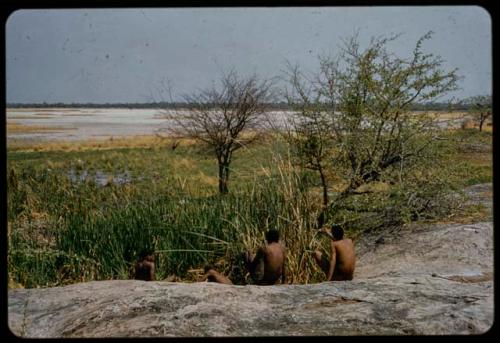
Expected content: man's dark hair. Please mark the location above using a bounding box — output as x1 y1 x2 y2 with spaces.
331 224 344 240
138 248 155 260
265 229 280 243
204 264 215 273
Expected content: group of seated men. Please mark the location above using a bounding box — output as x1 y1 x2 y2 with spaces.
134 224 356 284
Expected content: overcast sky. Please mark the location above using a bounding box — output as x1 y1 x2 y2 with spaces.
6 6 492 103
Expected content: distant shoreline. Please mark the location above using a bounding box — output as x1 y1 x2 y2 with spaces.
6 104 293 111
6 102 473 111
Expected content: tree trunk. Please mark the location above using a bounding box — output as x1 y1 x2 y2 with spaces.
313 163 329 229
218 161 230 194
479 118 484 132
318 165 329 209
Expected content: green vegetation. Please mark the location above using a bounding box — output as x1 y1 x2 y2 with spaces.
284 32 463 230
7 128 492 288
6 33 492 289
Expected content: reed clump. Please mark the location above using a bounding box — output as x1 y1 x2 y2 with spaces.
7 146 330 287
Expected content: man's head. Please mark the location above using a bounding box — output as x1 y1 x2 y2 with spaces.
331 224 344 241
204 264 215 273
265 229 280 243
138 248 155 261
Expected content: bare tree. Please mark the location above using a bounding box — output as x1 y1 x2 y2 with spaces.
464 95 492 131
165 71 274 194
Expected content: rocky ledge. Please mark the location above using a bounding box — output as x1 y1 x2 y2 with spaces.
8 219 493 337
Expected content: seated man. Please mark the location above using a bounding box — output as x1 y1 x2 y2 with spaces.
314 224 355 281
204 265 233 285
134 252 156 281
244 229 286 285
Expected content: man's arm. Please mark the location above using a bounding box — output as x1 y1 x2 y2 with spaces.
326 243 336 281
249 247 265 274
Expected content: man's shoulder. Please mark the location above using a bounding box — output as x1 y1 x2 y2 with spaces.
332 238 351 246
264 242 285 254
270 241 285 249
336 239 354 248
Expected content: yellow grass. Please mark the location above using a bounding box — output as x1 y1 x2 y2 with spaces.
62 113 97 117
173 157 198 171
7 108 82 112
7 115 54 120
7 135 201 153
7 122 76 134
425 111 469 120
460 153 492 166
195 171 219 187
432 205 491 225
355 181 390 193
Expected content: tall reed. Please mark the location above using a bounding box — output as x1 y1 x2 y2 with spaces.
8 150 329 288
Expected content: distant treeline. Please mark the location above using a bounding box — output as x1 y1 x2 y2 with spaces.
6 101 473 111
6 102 290 110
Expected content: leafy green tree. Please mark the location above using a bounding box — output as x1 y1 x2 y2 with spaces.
285 32 460 228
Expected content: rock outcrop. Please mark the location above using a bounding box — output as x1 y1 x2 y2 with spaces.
8 220 493 337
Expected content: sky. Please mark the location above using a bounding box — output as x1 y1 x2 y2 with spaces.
5 6 492 104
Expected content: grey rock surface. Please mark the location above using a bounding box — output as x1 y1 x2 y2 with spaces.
355 222 493 280
8 184 494 337
8 222 493 337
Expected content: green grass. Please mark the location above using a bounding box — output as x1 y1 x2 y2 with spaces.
7 130 492 288
437 130 493 188
8 140 327 287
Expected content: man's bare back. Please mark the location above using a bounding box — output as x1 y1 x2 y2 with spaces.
245 230 286 285
256 243 286 285
330 239 355 280
134 254 155 281
314 225 355 281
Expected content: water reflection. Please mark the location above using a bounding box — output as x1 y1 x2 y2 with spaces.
68 168 133 186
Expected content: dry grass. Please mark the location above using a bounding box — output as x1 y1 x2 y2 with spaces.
480 190 493 199
195 171 219 187
7 122 76 134
173 157 198 170
7 135 202 153
7 116 54 120
354 181 390 193
7 108 82 112
62 113 97 117
426 111 469 120
470 122 493 133
460 153 492 166
445 125 493 133
434 206 491 225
